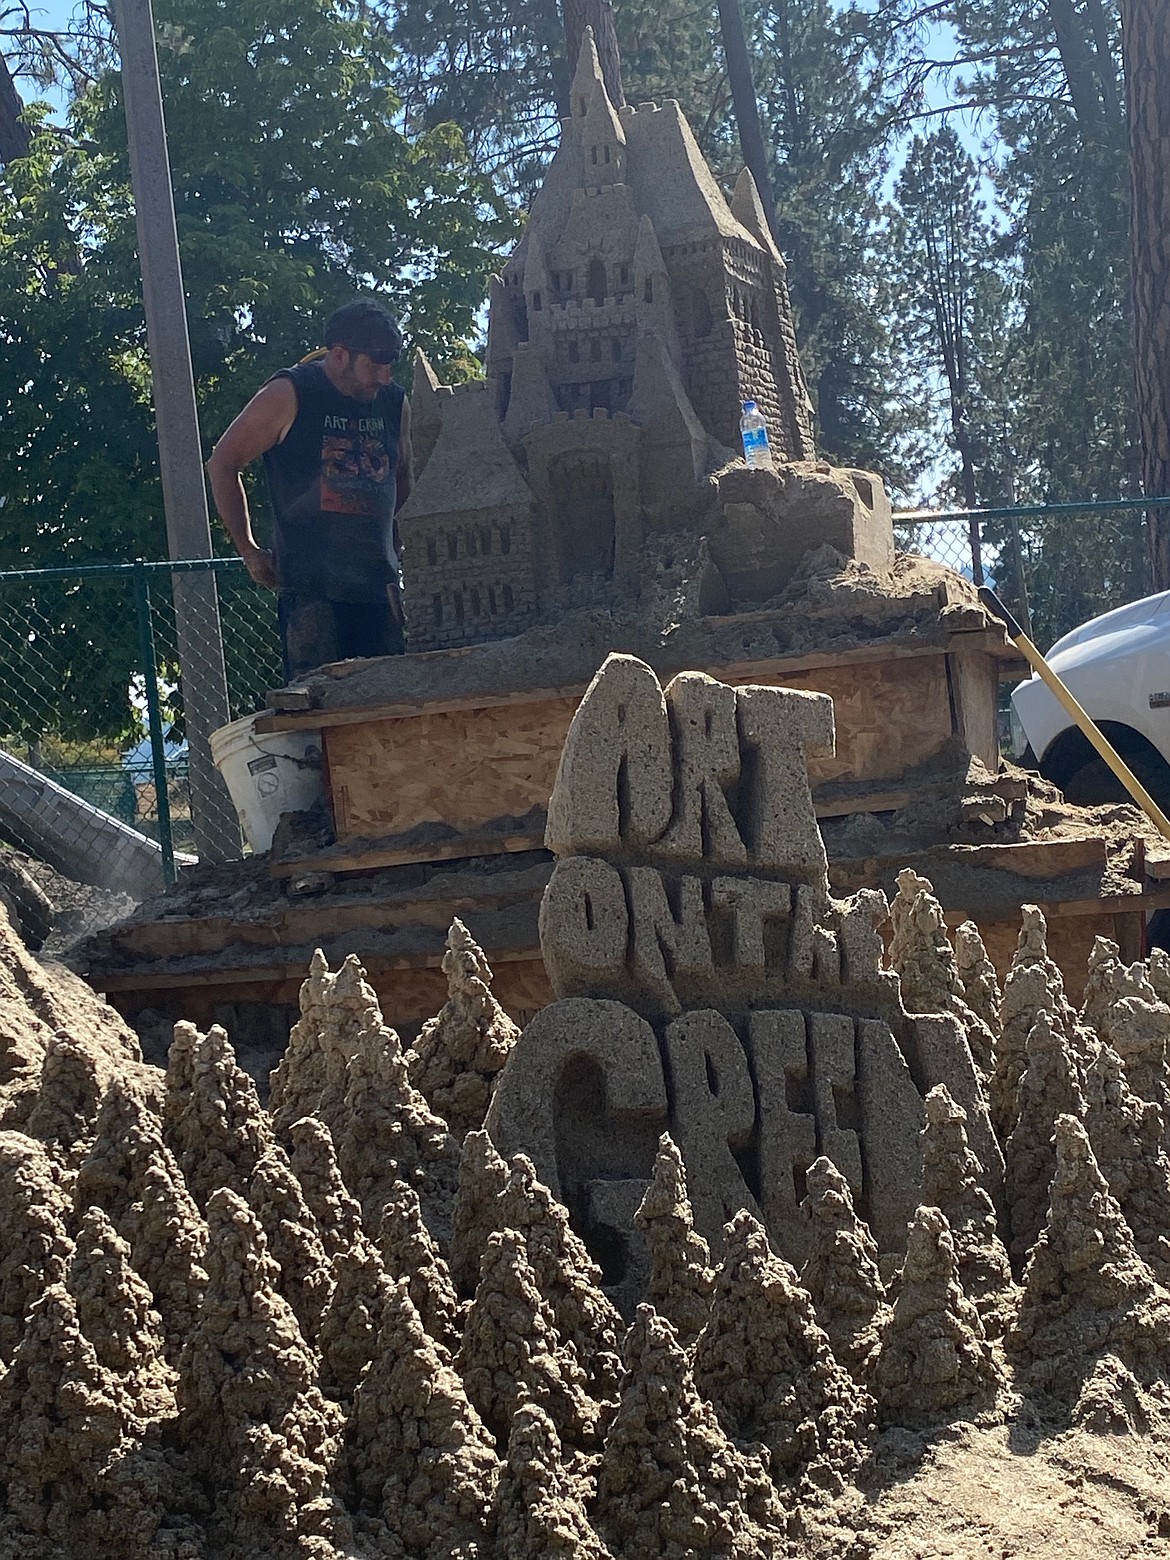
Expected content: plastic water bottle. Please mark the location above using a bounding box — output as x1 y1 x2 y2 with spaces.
740 400 772 470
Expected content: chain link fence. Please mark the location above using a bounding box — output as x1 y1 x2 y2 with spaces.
0 498 1161 925
0 558 281 913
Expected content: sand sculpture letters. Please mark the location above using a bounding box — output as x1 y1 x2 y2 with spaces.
488 654 999 1288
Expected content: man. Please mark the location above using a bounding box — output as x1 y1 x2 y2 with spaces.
208 299 412 681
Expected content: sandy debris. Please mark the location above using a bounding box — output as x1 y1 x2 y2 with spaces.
317 1228 393 1406
378 1177 462 1356
345 1277 499 1556
451 1126 509 1297
799 1154 891 1379
633 1132 716 1347
336 975 460 1248
406 916 520 1142
868 1204 1005 1427
249 1143 334 1343
1008 1115 1170 1402
953 918 1002 1037
890 869 997 1079
0 914 1167 1553
693 1209 868 1485
458 1226 604 1450
990 904 1077 1142
921 1085 1017 1335
497 1153 624 1408
594 1303 790 1559
1003 1006 1087 1270
494 1400 613 1559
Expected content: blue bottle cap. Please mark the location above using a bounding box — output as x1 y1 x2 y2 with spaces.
742 399 757 412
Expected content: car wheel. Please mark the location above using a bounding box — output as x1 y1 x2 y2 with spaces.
1059 746 1170 815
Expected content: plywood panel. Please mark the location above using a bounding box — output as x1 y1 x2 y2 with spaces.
747 657 954 787
324 654 958 846
968 913 1128 1008
327 696 580 843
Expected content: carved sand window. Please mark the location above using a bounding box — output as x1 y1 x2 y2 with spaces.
587 255 606 305
693 287 712 337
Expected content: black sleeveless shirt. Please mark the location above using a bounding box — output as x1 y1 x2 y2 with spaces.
262 360 406 603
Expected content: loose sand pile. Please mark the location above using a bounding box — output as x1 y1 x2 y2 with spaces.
2 906 1170 1557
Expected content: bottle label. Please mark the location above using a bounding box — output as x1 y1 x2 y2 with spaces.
742 428 769 454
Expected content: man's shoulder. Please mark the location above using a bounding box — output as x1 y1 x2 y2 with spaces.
268 358 327 394
380 380 407 419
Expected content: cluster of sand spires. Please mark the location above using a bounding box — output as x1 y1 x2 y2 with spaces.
3 888 1170 1557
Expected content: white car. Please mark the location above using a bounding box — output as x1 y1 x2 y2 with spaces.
1010 591 1170 808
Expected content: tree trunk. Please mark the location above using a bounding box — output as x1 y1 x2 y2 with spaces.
716 0 781 248
1121 0 1170 588
1047 0 1107 141
561 0 624 110
0 51 31 166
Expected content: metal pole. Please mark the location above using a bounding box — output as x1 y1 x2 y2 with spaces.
112 0 238 862
133 560 176 886
1006 513 1033 641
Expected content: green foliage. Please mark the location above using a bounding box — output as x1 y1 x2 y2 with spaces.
749 0 930 490
896 0 1145 641
889 125 1015 509
0 0 510 740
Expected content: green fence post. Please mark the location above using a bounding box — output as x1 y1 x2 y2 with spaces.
133 559 177 886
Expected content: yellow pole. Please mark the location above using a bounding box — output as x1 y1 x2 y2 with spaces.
979 586 1170 843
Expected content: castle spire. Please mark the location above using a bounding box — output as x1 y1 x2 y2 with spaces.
633 214 680 362
731 167 782 261
502 342 560 445
570 26 605 120
485 274 518 374
580 74 626 187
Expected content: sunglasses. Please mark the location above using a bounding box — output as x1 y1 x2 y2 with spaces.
354 347 398 366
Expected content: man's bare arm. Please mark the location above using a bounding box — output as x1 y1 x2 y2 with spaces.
207 378 298 588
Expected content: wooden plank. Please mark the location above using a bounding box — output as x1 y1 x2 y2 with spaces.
1145 848 1170 880
942 837 1108 878
255 685 591 734
778 656 954 789
95 940 543 993
258 630 1013 733
941 885 1170 922
271 830 547 880
318 657 957 848
101 875 550 962
947 648 1000 772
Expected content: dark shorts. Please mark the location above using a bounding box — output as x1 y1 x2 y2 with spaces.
278 591 405 681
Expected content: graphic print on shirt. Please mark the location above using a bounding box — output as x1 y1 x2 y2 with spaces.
320 411 394 516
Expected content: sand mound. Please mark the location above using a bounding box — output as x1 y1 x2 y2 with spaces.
1 913 1169 1556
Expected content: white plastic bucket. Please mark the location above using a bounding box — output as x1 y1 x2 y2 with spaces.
210 713 324 855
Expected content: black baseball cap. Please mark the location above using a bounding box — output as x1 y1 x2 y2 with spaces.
324 300 404 360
